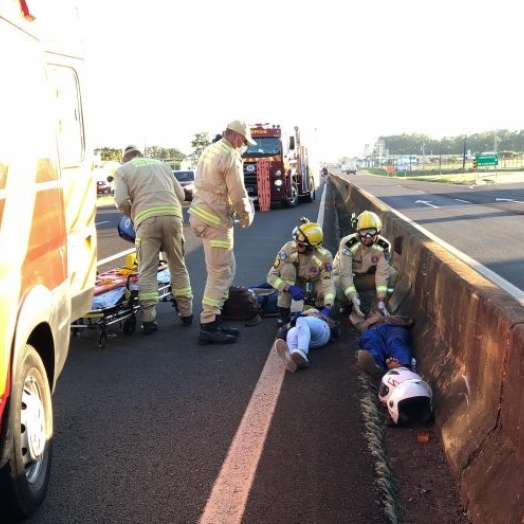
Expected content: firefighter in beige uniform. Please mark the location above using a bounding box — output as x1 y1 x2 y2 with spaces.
267 219 336 326
114 145 193 334
333 210 396 317
188 120 255 345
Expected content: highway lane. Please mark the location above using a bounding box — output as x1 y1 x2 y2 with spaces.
340 173 524 298
29 185 386 524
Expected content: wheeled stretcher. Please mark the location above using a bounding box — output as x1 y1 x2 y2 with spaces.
71 263 173 348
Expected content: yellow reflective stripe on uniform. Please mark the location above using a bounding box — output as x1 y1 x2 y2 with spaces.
135 205 181 225
199 140 233 165
349 243 360 254
345 285 356 296
188 205 221 226
324 292 335 303
376 285 388 293
131 158 160 167
310 255 324 268
172 287 193 298
203 295 222 308
210 239 231 249
273 277 285 290
139 291 159 301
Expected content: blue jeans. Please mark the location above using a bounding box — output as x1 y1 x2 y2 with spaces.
286 316 331 358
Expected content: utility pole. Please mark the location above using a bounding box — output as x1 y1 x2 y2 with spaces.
462 135 467 170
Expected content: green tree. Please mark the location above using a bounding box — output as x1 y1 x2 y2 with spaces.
98 147 122 161
190 132 211 164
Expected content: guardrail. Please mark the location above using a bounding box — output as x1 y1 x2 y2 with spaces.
329 173 524 524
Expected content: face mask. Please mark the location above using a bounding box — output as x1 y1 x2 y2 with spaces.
238 144 247 156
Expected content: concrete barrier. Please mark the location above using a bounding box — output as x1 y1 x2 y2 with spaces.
330 174 524 524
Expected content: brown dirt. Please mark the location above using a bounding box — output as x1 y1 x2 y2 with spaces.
385 421 471 524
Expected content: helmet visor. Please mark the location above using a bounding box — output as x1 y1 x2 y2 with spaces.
358 229 378 238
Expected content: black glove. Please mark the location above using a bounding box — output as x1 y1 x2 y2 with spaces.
287 285 304 301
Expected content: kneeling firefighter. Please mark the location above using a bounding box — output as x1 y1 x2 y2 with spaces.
266 217 335 326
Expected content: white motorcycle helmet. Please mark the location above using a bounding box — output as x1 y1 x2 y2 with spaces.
387 378 433 426
378 367 422 406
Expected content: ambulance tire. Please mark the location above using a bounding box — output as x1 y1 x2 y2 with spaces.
0 344 53 521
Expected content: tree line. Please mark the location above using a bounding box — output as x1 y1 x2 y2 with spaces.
375 129 524 159
97 128 524 165
97 132 213 164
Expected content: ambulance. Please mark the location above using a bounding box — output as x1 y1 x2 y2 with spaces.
0 0 97 519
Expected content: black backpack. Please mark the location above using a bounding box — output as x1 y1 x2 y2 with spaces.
221 286 262 323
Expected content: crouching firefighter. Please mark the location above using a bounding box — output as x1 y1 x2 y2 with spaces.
266 218 335 326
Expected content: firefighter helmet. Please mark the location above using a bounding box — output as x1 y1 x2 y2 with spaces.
355 211 382 233
387 378 433 426
293 221 323 248
378 367 422 406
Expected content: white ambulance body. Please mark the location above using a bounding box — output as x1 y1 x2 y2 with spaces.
0 0 97 519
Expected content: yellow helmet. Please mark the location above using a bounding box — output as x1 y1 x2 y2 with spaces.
294 221 323 248
355 211 382 232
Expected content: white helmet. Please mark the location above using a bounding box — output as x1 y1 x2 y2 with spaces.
387 378 433 426
378 367 422 406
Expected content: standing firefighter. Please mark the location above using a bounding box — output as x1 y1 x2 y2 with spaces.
189 120 255 345
114 145 193 334
333 210 396 317
267 218 335 326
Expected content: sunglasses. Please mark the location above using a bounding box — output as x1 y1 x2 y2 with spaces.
358 230 378 238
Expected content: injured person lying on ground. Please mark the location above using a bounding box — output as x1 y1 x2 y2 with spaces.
350 311 415 379
273 308 340 373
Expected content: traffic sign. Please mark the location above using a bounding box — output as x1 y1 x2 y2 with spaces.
476 153 498 166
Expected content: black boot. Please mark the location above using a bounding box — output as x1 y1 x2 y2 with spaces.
180 314 193 327
198 320 236 345
277 307 291 327
216 315 240 337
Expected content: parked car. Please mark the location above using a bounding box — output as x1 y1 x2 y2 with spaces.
173 169 195 201
97 180 112 195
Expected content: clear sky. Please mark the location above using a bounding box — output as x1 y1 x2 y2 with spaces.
77 0 523 160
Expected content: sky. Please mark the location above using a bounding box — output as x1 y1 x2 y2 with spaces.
75 0 523 161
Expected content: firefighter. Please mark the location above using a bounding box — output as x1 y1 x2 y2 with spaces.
189 120 255 345
333 210 397 318
114 145 193 334
267 218 336 327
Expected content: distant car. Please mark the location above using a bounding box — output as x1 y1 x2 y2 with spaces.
173 169 195 201
96 180 112 195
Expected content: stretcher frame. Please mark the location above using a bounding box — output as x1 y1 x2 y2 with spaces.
71 270 173 348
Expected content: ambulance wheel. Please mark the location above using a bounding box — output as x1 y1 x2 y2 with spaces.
0 344 53 521
123 317 136 336
98 331 107 348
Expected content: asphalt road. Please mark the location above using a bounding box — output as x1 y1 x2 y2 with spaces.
29 174 523 524
28 184 387 524
339 172 524 301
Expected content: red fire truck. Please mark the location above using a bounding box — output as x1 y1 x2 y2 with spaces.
242 124 316 208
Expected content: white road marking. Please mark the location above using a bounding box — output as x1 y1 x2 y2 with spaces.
415 199 439 209
198 183 328 524
496 198 524 204
97 248 135 268
390 208 524 305
198 348 285 524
